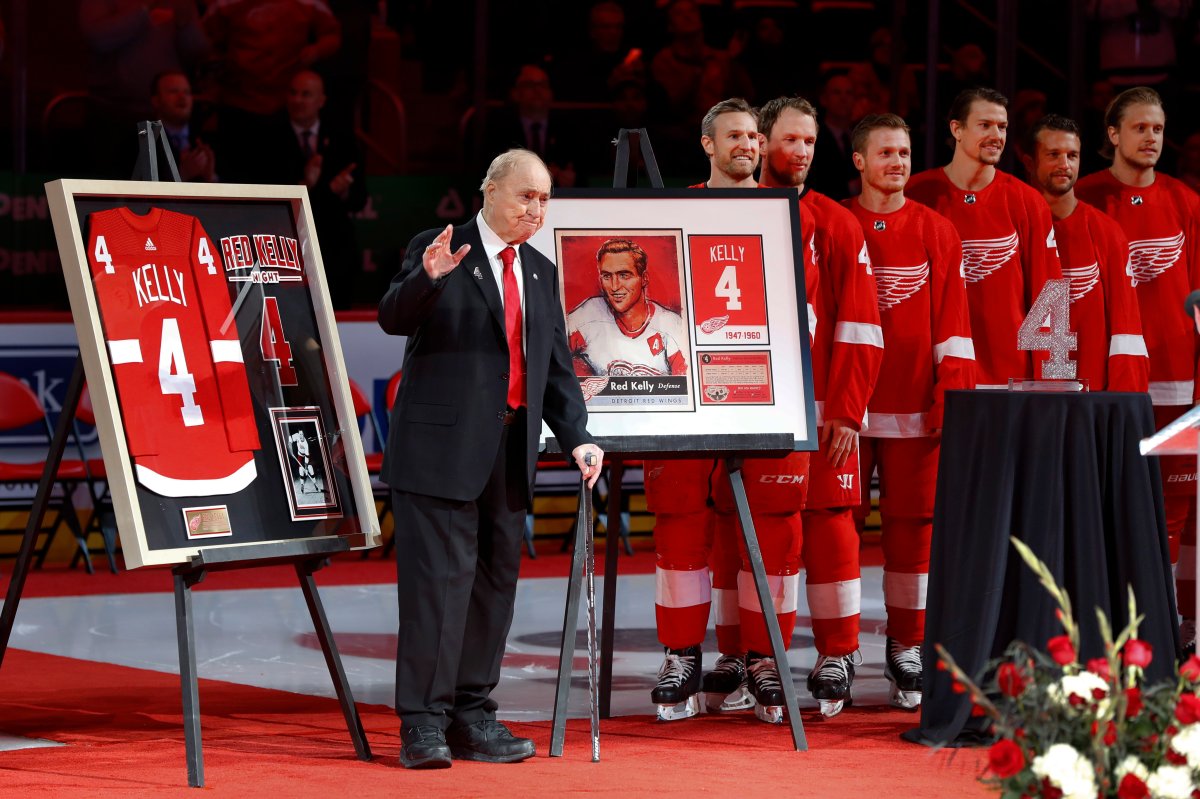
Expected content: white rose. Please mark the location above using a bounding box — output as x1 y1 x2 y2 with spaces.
1114 754 1150 783
1170 722 1200 769
1145 765 1193 799
1048 672 1109 711
1030 743 1097 799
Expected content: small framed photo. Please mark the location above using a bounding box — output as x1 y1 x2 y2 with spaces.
270 407 342 520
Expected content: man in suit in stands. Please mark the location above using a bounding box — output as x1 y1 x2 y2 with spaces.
482 64 583 188
149 70 216 182
262 69 367 309
379 148 604 769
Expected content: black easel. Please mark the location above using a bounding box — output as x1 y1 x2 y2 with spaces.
0 121 372 787
549 131 808 754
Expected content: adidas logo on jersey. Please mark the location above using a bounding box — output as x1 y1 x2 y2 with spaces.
144 237 157 251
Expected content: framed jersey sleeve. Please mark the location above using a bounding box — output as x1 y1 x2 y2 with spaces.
46 179 381 567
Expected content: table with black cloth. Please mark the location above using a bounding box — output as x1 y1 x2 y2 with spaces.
906 389 1180 747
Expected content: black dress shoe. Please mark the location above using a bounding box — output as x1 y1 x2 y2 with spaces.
399 725 452 769
446 720 535 763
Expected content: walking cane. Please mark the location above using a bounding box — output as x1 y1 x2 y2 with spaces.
582 454 600 762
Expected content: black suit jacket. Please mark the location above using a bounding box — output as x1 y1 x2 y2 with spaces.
378 217 593 502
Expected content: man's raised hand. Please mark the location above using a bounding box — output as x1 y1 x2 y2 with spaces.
422 224 471 280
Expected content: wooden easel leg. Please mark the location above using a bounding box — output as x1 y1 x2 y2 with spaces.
725 457 808 752
295 559 372 761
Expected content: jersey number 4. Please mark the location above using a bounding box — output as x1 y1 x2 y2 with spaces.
260 297 298 386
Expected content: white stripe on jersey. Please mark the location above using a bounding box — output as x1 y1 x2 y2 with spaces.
934 336 976 364
1109 334 1149 358
1149 380 1194 406
833 321 884 348
135 458 257 498
109 339 144 364
210 340 245 363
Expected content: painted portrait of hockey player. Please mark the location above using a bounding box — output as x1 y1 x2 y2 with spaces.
557 230 695 412
270 407 342 520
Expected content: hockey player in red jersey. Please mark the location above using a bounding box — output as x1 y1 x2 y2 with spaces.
1022 114 1149 393
844 114 976 709
759 95 883 717
87 207 260 497
907 88 1062 388
645 98 816 723
1075 87 1200 653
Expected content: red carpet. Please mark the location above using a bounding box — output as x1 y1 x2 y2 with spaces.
0 649 990 797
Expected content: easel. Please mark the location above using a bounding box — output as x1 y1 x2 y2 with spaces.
0 121 372 787
549 131 809 757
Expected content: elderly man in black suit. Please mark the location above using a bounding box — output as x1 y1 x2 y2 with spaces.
379 148 604 769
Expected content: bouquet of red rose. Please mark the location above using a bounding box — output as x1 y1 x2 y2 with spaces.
938 538 1200 799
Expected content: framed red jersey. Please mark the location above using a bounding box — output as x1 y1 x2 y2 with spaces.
46 180 381 568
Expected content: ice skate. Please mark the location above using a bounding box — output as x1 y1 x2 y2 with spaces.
884 637 922 711
746 651 785 724
807 651 858 718
702 653 753 712
652 645 702 721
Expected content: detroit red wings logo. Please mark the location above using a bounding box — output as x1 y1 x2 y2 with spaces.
1061 262 1099 303
699 315 730 333
579 377 609 401
874 261 929 311
1127 232 1184 286
961 232 1019 283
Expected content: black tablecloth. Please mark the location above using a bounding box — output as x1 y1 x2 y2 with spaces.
907 390 1180 746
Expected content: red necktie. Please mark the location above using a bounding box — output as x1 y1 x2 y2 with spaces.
500 246 526 408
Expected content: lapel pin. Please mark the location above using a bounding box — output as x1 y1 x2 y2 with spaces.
473 266 483 279
532 272 539 280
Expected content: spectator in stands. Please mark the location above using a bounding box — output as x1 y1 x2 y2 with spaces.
1179 131 1200 193
1010 89 1048 175
320 0 375 126
733 13 797 105
847 27 919 120
204 0 341 182
552 2 645 103
807 71 862 200
1082 78 1117 175
936 43 990 129
649 0 753 175
80 0 210 122
482 64 583 188
261 70 366 309
149 70 216 182
1089 0 1187 94
79 0 210 177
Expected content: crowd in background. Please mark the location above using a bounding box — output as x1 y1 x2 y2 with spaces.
5 0 1200 307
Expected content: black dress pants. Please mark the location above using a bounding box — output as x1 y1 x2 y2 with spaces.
392 412 529 731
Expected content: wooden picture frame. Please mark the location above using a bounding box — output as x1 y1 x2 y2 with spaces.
45 179 380 567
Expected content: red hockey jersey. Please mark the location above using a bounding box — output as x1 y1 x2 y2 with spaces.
906 168 1062 387
799 189 883 427
845 199 976 436
1052 200 1149 392
87 207 260 497
1075 170 1200 405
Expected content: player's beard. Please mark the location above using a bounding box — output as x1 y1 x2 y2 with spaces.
721 153 757 181
765 158 808 188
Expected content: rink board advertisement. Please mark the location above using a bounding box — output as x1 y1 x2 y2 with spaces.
45 179 380 568
527 189 816 451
